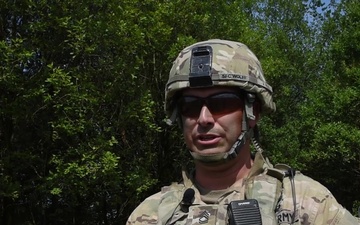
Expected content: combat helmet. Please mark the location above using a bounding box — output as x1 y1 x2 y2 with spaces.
165 39 276 162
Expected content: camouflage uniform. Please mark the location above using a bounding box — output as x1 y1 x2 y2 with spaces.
126 152 359 224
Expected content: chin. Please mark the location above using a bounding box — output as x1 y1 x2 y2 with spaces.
195 147 227 155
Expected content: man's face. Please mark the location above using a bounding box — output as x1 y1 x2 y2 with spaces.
179 87 244 156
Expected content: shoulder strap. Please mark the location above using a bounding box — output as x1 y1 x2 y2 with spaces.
245 157 300 225
268 163 291 180
245 172 282 224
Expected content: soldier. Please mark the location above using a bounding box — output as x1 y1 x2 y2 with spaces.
127 39 360 224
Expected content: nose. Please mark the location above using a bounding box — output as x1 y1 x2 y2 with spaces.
197 105 215 126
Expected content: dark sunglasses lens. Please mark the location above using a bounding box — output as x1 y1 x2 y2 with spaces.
178 97 203 117
207 93 242 114
178 93 242 117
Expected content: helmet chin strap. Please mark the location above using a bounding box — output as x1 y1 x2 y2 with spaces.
166 107 178 126
190 93 257 164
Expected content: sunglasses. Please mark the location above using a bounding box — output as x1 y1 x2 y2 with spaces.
177 92 244 118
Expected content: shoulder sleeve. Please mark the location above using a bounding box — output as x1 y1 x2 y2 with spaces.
281 173 359 225
126 185 184 225
126 191 162 225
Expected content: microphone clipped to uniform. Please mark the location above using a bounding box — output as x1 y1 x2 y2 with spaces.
181 188 195 213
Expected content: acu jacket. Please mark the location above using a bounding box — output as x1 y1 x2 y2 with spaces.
127 152 360 225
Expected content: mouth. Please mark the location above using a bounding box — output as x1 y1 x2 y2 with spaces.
199 135 217 140
197 134 221 145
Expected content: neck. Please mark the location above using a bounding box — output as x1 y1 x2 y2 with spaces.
194 146 253 190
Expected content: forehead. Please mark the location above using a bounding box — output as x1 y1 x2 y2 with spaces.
182 86 238 97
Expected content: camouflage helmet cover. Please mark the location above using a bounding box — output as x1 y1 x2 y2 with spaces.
165 39 276 117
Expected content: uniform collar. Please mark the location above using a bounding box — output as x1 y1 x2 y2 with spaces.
181 151 272 190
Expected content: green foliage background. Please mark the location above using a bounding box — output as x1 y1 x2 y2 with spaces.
0 0 359 224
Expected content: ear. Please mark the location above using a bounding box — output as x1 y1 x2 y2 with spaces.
249 101 261 128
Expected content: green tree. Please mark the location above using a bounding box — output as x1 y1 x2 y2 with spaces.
299 0 360 211
1 0 359 224
0 0 162 223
